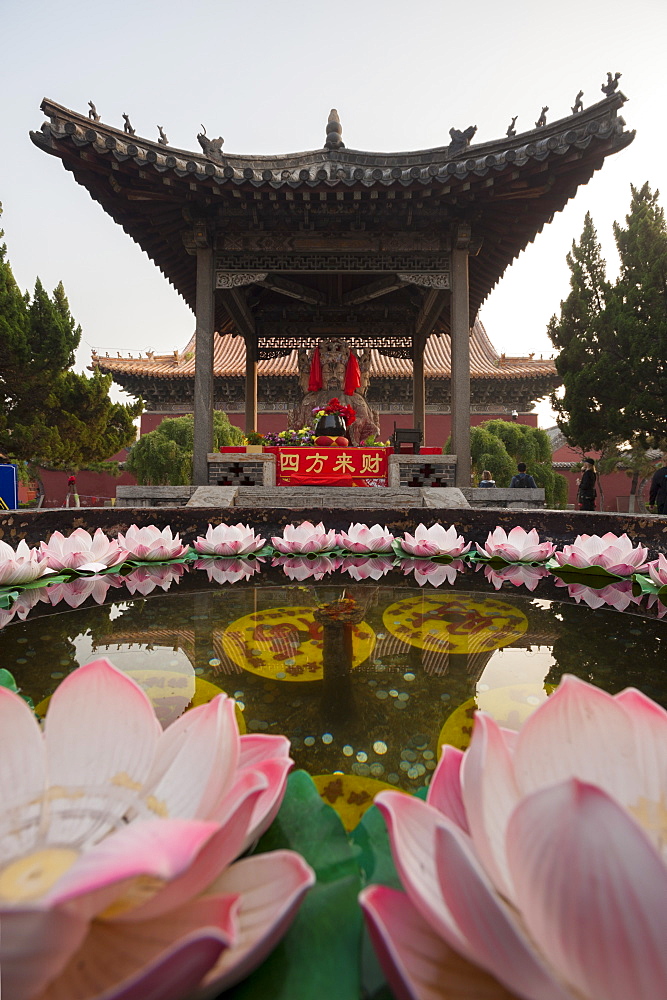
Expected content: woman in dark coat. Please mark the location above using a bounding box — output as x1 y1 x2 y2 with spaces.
577 458 597 511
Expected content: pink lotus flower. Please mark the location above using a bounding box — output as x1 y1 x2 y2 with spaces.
646 593 667 618
272 554 340 581
399 558 464 588
0 590 42 630
362 674 667 1000
338 523 395 554
117 524 190 562
39 528 127 573
476 525 556 563
554 576 640 612
0 539 52 586
399 524 470 560
120 563 186 596
647 553 667 588
271 521 338 555
483 562 550 592
40 575 116 609
195 558 263 585
341 556 394 581
553 532 649 577
194 523 266 557
0 659 313 1000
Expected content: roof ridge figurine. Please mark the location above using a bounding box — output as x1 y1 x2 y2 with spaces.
448 125 477 155
88 101 100 122
325 109 344 150
535 107 548 128
572 91 584 114
506 116 518 138
157 125 168 146
602 72 621 96
197 125 224 163
122 113 135 136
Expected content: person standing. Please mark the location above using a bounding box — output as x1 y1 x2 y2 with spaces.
478 470 496 488
649 453 667 514
576 457 597 511
509 463 536 488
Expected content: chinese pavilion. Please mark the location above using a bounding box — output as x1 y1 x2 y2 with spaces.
31 87 633 484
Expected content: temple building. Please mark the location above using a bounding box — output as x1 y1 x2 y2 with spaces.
31 87 633 484
91 318 560 444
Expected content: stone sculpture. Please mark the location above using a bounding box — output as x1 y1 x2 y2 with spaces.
535 107 548 128
157 126 169 146
572 91 584 114
506 116 518 138
289 339 381 446
122 114 135 136
88 101 100 122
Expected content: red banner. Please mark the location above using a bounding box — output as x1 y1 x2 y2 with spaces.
264 447 389 486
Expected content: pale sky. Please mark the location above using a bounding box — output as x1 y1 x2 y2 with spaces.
2 0 666 426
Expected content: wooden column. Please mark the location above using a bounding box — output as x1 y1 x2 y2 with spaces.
245 334 258 434
412 329 426 438
450 247 471 487
193 247 215 485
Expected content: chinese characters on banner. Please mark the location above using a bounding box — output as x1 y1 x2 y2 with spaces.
265 447 389 486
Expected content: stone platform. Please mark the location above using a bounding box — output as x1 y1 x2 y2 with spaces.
186 486 470 510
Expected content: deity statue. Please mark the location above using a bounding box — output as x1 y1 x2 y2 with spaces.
289 339 381 446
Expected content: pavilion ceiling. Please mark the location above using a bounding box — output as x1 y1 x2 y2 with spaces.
31 92 633 333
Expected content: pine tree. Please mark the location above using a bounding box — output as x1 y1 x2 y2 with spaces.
548 187 667 450
547 213 619 450
609 183 667 442
0 202 140 467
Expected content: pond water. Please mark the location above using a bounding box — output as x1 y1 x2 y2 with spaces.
2 564 666 793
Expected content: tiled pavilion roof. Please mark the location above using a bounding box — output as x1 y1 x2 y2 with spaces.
31 91 634 333
92 317 557 383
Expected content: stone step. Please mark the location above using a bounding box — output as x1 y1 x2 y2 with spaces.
233 486 425 509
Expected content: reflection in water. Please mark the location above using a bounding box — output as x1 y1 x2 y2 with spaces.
1 576 666 792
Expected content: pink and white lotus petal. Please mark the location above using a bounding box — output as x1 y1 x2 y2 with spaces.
39 897 237 1000
426 745 469 834
0 538 52 586
121 563 185 596
400 558 463 588
477 525 555 564
338 523 395 553
484 563 549 592
1 908 89 1000
366 673 667 1000
272 554 340 581
0 658 310 1000
116 525 190 562
198 850 315 995
194 523 266 557
565 579 639 611
554 532 648 576
401 524 470 560
43 576 112 609
646 592 667 618
507 780 667 1000
341 556 394 581
195 558 262 585
360 883 514 1000
0 589 42 629
39 528 127 572
270 521 338 555
236 734 293 843
647 553 667 588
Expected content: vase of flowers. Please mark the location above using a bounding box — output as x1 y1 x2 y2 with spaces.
312 399 356 440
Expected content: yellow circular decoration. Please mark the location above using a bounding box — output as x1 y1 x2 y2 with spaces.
222 606 375 681
120 665 195 728
383 593 528 655
437 682 555 756
312 773 407 831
